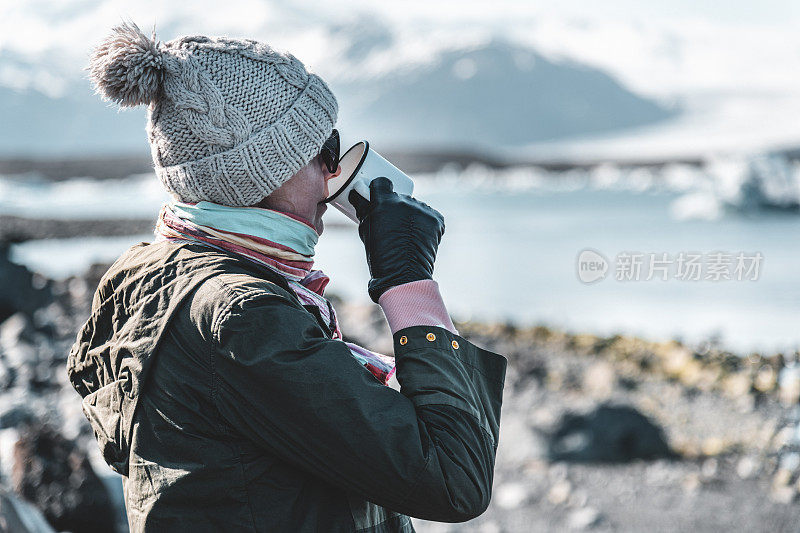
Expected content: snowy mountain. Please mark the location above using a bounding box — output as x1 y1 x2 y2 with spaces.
333 39 673 151
0 80 150 157
1 1 799 159
0 39 671 156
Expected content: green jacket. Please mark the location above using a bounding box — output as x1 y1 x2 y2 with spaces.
67 241 507 532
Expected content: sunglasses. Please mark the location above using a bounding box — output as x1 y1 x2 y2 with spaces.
319 128 340 173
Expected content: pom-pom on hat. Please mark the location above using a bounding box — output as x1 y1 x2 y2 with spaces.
87 21 338 206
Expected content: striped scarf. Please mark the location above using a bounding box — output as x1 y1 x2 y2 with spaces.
154 201 396 385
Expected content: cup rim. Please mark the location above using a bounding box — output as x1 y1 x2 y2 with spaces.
323 140 370 204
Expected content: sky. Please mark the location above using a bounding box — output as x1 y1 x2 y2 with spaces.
1 0 798 100
336 0 800 26
2 0 799 155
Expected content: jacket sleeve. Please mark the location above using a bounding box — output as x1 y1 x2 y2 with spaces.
210 290 507 523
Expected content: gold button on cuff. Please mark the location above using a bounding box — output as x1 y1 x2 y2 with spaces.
426 333 436 342
399 336 408 345
451 340 459 349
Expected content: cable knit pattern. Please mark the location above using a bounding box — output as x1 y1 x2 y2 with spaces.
88 22 338 206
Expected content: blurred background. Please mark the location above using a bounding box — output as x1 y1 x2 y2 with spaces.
1 1 799 532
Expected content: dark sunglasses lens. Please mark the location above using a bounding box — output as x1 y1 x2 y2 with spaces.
320 129 340 173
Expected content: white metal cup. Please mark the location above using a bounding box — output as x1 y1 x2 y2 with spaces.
323 141 415 223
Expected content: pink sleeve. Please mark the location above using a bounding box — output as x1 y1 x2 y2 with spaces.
377 279 457 335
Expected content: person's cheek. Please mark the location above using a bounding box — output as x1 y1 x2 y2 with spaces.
321 175 330 202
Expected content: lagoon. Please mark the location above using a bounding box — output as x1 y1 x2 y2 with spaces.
6 167 799 353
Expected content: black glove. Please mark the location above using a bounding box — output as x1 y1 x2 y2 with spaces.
349 177 445 303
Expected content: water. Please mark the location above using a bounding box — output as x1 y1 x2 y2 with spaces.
5 168 799 353
318 184 800 354
0 173 169 219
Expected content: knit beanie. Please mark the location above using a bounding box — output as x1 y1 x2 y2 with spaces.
87 21 338 206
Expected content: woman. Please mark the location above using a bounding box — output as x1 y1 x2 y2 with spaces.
68 22 506 532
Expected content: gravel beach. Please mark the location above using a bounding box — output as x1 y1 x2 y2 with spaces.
1 240 799 532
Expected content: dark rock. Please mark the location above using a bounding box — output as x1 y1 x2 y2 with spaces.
0 314 38 375
0 155 152 181
0 244 51 324
84 263 113 294
12 423 116 533
0 313 64 393
515 355 547 385
0 357 13 389
0 215 155 242
547 403 675 463
0 401 34 429
618 376 639 391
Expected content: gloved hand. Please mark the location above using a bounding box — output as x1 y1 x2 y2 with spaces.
349 177 445 303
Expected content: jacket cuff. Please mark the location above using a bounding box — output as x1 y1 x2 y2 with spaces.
391 325 507 446
377 280 457 335
391 326 506 385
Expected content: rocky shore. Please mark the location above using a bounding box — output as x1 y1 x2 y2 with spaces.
1 244 799 532
0 215 156 243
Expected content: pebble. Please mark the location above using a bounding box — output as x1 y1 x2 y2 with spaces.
736 456 758 479
498 418 540 466
701 437 726 457
548 480 572 505
722 373 751 398
701 458 718 479
522 459 548 476
582 361 615 398
678 360 704 388
548 462 569 481
772 427 795 451
494 482 529 510
67 277 88 300
779 452 800 472
771 486 796 504
568 489 588 508
0 314 37 365
661 347 692 378
771 468 794 493
529 406 558 428
754 366 777 392
770 469 796 504
645 460 678 486
734 393 756 414
477 521 502 533
567 507 601 530
779 365 800 405
682 473 701 493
